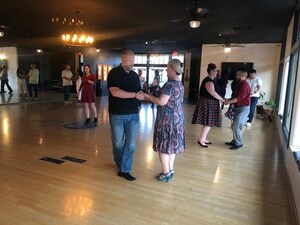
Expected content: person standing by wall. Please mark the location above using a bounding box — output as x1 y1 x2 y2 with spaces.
107 49 143 181
216 71 228 110
150 70 160 107
28 63 39 100
62 63 73 103
0 65 13 94
75 68 83 103
16 67 28 99
138 69 145 90
246 69 262 127
224 69 251 150
144 59 185 182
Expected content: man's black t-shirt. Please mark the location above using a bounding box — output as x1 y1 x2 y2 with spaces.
107 66 141 114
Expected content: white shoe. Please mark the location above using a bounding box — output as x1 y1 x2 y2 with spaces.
246 122 251 127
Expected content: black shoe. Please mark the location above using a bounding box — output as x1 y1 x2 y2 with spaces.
85 118 90 125
205 141 212 145
8 91 13 94
94 117 98 123
197 141 208 148
229 144 243 150
225 141 235 146
118 172 136 181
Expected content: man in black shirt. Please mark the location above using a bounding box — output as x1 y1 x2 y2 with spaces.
107 49 143 181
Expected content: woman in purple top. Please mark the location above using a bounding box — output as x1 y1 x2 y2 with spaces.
144 59 185 182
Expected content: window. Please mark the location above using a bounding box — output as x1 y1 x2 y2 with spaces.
291 89 300 149
282 51 298 141
149 54 169 64
134 54 147 64
278 58 290 117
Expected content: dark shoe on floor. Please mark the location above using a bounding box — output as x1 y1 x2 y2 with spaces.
205 141 212 144
94 117 98 123
198 141 208 148
118 172 136 181
225 140 235 146
8 91 13 94
229 144 243 150
85 118 90 125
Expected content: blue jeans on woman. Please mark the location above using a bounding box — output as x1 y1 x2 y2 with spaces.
109 114 139 173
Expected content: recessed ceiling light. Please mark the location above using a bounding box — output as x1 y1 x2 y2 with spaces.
0 32 4 37
36 49 43 53
96 49 101 52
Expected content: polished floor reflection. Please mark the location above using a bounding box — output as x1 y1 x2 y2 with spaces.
0 95 293 225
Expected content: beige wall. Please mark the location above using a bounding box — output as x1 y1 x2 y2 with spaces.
200 44 281 101
0 47 18 90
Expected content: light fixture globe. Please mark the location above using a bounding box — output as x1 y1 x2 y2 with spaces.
189 20 201 28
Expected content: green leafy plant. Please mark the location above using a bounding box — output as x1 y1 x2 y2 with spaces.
258 91 266 105
265 99 276 110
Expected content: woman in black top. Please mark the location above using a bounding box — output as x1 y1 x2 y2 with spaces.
192 63 224 147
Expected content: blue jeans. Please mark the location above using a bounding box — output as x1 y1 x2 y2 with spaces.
63 85 71 101
247 97 259 123
232 106 250 145
109 114 139 173
28 83 38 98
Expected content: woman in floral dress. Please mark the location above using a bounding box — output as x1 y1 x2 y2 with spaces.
144 59 185 182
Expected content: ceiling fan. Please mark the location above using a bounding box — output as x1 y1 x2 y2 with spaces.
171 0 209 28
212 43 245 52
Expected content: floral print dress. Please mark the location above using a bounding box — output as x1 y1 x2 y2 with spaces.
153 80 185 154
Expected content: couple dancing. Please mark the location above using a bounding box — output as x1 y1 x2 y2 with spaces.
108 49 185 182
192 63 250 150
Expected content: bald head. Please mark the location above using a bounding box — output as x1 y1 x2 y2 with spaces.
236 69 248 81
121 49 135 72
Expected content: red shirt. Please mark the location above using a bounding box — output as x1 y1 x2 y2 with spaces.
233 80 251 107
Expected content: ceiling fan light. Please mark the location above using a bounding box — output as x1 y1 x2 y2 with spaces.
189 20 200 28
224 47 231 53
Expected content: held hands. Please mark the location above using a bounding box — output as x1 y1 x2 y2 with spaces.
223 98 230 105
135 91 145 101
87 80 94 84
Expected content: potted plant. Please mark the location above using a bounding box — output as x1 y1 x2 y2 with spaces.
265 99 276 110
256 91 266 114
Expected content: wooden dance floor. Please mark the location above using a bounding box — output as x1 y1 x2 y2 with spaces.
0 94 293 225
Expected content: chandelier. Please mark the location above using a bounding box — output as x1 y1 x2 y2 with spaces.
53 10 94 47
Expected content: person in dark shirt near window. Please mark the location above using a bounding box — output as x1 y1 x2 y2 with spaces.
224 69 251 150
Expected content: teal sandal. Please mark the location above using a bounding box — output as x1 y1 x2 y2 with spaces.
156 172 171 182
169 169 175 179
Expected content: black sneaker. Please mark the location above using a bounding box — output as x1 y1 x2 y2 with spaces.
94 117 98 123
118 172 136 181
229 144 243 150
225 141 235 146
